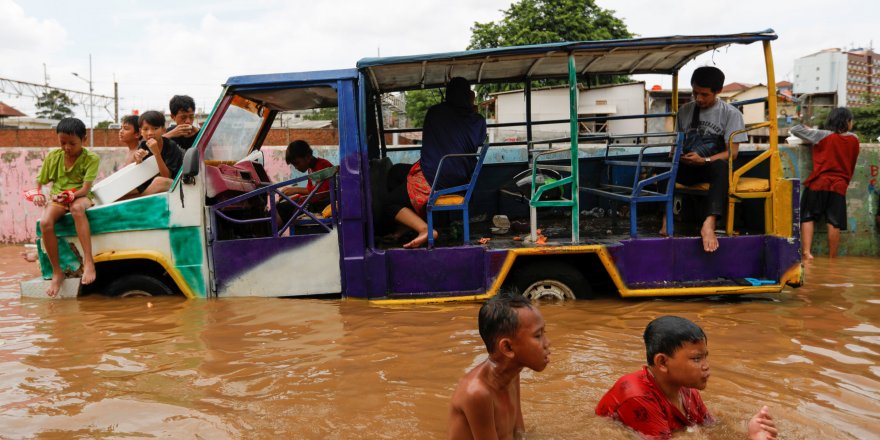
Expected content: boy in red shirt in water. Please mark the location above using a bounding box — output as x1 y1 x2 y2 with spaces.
596 316 777 439
790 107 860 259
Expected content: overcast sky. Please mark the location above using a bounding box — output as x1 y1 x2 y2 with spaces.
1 0 877 125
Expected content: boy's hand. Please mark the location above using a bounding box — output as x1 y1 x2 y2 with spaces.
167 124 195 138
134 148 149 164
134 148 148 164
52 190 77 205
747 406 778 440
25 189 47 207
681 152 706 166
145 138 161 156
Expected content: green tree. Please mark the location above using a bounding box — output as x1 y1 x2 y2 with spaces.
96 120 114 129
468 0 632 98
35 89 75 120
404 89 444 127
301 107 338 128
302 107 338 122
852 100 880 142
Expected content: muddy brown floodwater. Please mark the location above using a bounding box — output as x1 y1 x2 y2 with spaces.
0 244 878 439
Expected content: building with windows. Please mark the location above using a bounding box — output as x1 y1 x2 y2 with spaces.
793 47 879 109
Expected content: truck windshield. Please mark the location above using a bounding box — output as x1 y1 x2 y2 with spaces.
204 96 265 161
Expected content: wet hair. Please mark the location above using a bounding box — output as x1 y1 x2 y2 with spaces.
445 77 472 111
169 95 196 116
478 292 533 354
825 107 853 133
691 66 725 93
56 117 86 139
122 115 140 133
138 110 165 129
285 140 313 165
644 316 707 365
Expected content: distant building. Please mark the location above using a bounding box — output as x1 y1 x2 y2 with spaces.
793 47 879 113
646 86 691 133
491 81 647 144
2 117 58 129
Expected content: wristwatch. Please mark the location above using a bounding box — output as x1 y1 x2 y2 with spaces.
704 157 711 164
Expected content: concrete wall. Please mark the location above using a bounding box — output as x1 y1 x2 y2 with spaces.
3 143 880 256
0 128 409 148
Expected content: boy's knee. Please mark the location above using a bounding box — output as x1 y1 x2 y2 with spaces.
152 177 172 192
40 222 53 234
40 217 56 231
70 203 87 216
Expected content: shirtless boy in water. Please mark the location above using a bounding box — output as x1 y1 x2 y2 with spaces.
448 293 551 439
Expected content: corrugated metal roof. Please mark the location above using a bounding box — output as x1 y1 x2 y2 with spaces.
358 30 777 92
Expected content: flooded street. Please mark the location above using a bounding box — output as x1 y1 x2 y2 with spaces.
0 244 878 439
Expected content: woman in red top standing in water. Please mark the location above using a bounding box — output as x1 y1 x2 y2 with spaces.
790 108 860 259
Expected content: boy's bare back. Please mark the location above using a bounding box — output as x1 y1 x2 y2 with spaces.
447 360 523 440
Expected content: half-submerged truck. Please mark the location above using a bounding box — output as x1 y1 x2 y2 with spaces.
22 30 802 301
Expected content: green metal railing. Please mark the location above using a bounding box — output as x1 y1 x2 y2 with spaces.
529 54 580 243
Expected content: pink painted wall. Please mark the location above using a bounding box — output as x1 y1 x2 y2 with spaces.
0 146 297 244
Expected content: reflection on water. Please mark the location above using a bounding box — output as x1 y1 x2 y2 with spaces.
0 247 878 439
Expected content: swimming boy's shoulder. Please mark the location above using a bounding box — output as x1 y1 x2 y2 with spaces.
605 367 657 401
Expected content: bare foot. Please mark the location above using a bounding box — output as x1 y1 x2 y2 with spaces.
47 272 64 298
82 262 96 285
659 228 668 237
701 223 719 252
403 229 438 249
803 252 814 261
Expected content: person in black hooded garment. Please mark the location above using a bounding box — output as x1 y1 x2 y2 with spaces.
390 77 487 248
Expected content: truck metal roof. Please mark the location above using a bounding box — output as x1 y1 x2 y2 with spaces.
357 30 777 92
224 68 359 88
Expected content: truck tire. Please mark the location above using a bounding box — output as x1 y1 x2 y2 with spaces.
105 274 173 298
506 260 592 301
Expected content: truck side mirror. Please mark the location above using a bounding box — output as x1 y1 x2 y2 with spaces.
181 148 200 184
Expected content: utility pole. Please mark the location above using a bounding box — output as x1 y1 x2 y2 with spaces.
89 54 94 147
72 54 95 147
114 81 118 123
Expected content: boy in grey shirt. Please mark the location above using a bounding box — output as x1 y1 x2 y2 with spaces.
662 66 747 252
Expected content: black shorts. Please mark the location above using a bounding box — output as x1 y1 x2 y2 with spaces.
801 188 847 230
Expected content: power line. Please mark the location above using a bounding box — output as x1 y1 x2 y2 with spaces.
0 76 117 120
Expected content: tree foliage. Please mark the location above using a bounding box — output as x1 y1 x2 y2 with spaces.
808 96 880 142
852 100 880 142
302 107 338 122
35 89 75 120
301 107 339 128
404 89 444 127
468 0 633 98
96 120 114 129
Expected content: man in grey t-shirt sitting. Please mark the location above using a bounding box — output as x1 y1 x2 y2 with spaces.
661 66 747 252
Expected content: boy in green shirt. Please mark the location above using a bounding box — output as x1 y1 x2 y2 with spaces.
26 118 100 297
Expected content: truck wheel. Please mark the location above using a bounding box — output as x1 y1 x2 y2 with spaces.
105 274 173 298
507 261 592 301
